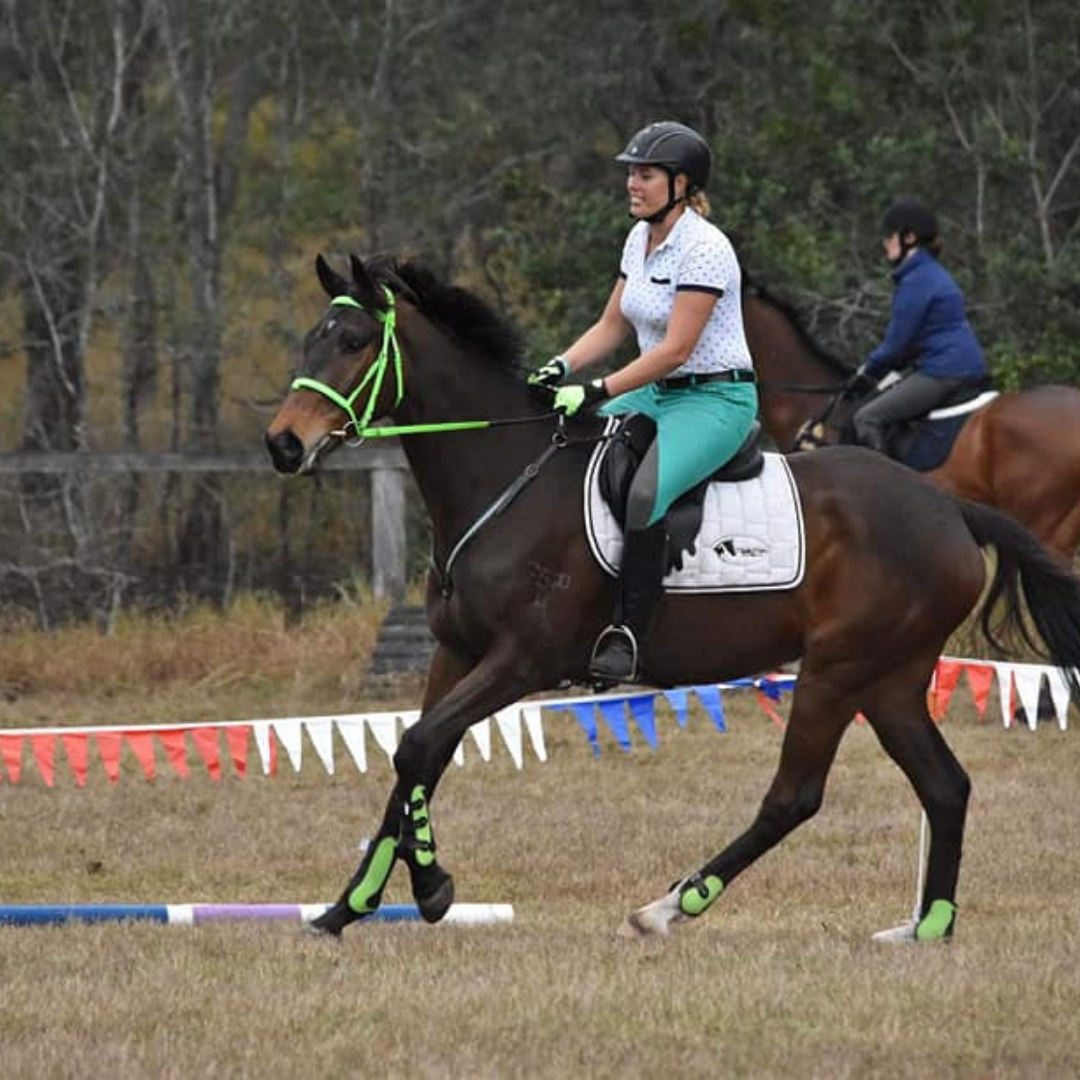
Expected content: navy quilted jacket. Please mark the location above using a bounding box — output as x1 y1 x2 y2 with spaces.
865 250 987 380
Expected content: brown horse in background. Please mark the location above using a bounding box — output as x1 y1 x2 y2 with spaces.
743 281 1080 563
265 253 1080 944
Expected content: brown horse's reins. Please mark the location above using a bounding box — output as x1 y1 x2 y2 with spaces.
436 415 618 597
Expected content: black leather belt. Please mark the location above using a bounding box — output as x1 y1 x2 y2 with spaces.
658 369 755 389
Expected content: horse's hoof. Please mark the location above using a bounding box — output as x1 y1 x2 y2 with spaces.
306 905 351 938
871 920 917 944
616 911 653 940
417 873 455 924
618 889 686 939
302 919 342 941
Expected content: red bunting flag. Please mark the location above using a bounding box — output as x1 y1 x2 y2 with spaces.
1 734 24 784
191 727 221 780
125 731 157 780
30 733 56 786
96 731 123 784
754 688 786 728
963 662 994 720
931 659 964 721
224 726 250 778
61 732 89 786
158 730 190 778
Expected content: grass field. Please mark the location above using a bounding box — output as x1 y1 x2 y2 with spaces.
2 603 1079 1078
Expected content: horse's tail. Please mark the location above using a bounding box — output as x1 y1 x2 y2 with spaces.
960 498 1080 701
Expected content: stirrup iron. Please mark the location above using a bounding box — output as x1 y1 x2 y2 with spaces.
589 623 640 681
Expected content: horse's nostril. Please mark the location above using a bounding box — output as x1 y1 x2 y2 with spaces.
265 429 305 474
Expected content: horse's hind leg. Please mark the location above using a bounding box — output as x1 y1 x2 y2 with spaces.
622 670 852 938
862 671 971 942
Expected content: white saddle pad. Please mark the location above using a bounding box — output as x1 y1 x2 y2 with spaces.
584 435 806 594
927 389 998 421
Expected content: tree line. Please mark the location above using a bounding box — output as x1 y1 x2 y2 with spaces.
1 0 1078 625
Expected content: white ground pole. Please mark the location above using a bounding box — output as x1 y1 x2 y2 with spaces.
872 810 929 944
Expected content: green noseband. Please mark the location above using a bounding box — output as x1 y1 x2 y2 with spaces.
290 288 404 439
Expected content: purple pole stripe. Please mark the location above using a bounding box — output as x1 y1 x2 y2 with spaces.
192 904 313 921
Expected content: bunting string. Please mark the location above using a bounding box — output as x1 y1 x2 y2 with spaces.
0 657 1070 788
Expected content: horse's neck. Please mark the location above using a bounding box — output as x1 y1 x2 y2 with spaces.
743 293 848 452
394 320 568 556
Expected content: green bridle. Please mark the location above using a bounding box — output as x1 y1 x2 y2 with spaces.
290 290 405 440
290 290 498 440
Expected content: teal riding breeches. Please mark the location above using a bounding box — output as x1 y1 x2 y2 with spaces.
600 380 759 527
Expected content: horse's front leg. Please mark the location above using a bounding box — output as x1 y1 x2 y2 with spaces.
307 643 474 938
310 643 535 936
394 643 539 921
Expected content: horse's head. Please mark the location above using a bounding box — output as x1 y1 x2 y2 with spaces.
265 254 404 474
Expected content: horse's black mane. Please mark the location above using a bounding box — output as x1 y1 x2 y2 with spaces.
742 273 855 376
368 255 526 370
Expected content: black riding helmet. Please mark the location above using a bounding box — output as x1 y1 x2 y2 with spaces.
615 121 711 222
882 199 938 244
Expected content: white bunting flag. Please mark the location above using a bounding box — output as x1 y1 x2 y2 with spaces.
493 707 523 769
336 718 368 773
272 718 304 771
305 718 335 775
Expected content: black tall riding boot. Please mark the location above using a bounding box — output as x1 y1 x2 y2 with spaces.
589 521 667 686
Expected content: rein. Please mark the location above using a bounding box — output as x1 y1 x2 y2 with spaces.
437 418 616 597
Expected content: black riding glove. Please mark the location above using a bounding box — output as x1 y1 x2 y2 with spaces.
843 364 876 399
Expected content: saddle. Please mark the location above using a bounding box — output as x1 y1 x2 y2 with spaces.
598 415 765 572
843 376 998 471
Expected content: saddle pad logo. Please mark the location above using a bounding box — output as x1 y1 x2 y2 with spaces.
714 536 769 562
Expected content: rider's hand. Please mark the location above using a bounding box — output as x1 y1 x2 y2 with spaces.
843 364 876 399
527 356 569 391
554 379 609 417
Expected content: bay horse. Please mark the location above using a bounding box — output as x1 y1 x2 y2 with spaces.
743 280 1080 563
265 253 1080 943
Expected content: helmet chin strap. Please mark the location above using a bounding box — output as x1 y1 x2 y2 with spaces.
644 195 687 225
641 169 689 225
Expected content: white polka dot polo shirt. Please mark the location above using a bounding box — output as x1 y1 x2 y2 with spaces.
619 210 752 376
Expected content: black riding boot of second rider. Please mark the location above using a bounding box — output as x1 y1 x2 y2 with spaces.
589 521 667 685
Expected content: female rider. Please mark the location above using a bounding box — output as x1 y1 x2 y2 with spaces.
851 199 988 454
530 120 758 685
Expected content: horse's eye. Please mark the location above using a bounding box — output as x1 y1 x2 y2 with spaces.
342 334 365 353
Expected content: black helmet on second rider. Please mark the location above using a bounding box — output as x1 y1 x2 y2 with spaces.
615 121 711 222
882 199 938 244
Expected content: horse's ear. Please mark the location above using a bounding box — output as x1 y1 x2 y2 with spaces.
349 254 388 314
315 254 349 299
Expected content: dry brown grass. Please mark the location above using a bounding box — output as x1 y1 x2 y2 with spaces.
0 592 391 726
2 612 1080 1078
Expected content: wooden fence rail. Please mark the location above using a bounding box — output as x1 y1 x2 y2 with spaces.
0 446 411 600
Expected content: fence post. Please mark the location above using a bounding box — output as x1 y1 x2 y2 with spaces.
371 466 407 600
